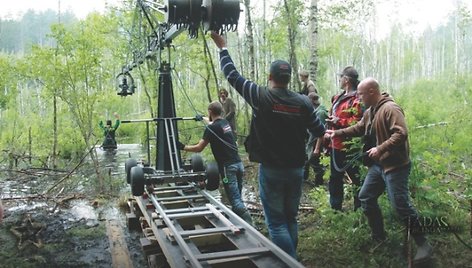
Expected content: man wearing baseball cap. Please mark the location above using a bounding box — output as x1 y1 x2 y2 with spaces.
326 66 364 211
211 32 325 259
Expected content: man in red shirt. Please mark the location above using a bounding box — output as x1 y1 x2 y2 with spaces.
326 66 364 211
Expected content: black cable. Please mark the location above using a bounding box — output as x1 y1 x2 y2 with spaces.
329 140 365 172
171 69 238 152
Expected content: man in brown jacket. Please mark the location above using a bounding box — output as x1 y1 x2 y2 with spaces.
325 77 432 264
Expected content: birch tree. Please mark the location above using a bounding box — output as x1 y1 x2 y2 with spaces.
309 0 319 92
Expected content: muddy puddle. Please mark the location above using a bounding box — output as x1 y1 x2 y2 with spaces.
0 144 268 268
0 144 149 268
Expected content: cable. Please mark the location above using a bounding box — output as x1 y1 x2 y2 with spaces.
171 69 239 152
329 139 366 172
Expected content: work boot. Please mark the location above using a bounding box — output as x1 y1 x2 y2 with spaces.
413 240 433 263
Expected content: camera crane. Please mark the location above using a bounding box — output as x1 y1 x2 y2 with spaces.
119 1 305 267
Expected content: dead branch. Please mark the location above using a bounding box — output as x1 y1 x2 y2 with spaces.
45 140 100 194
1 194 48 201
414 121 448 129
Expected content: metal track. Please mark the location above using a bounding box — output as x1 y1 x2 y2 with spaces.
127 182 304 268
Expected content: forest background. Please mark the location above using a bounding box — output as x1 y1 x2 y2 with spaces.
0 0 471 267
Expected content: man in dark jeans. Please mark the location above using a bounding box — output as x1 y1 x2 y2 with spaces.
325 77 433 264
326 66 363 211
178 101 252 225
210 32 325 259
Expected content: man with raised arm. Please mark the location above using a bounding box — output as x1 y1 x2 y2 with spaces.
210 32 325 259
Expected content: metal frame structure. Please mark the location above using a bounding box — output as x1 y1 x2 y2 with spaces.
119 1 306 267
128 181 305 268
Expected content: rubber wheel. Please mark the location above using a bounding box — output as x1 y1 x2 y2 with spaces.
205 162 220 191
130 166 145 196
125 158 138 184
191 153 205 172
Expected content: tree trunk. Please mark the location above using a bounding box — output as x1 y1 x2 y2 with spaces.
28 127 32 165
244 0 256 80
236 36 250 136
52 93 57 168
309 0 319 93
283 0 300 90
203 35 217 103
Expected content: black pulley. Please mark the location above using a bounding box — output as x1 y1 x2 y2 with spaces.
202 0 240 33
165 0 203 37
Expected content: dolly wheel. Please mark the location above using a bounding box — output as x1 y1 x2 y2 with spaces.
191 153 205 172
130 166 145 196
125 158 138 184
205 162 220 191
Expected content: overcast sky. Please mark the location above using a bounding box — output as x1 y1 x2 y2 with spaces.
0 0 118 19
0 0 469 38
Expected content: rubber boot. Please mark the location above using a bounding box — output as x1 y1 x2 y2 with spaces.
314 174 324 187
240 210 253 226
353 192 361 211
365 210 386 242
303 163 310 181
413 240 433 263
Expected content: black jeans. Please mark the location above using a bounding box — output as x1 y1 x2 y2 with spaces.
304 154 325 186
329 148 361 210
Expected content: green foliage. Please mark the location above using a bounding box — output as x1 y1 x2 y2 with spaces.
300 187 406 268
66 224 106 239
0 2 471 267
300 72 472 267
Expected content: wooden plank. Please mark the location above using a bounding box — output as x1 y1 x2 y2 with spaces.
126 212 141 231
106 219 134 268
140 237 162 255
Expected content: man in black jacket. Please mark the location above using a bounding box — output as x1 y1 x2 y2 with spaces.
211 32 325 259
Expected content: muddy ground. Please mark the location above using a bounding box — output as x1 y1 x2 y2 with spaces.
0 145 151 268
0 145 300 268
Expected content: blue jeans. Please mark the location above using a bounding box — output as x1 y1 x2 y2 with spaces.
222 162 246 216
359 163 426 244
258 164 303 259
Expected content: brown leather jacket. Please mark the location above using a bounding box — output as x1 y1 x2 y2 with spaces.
335 93 410 173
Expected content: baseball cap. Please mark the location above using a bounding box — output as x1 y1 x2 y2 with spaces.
338 66 359 80
270 60 292 81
